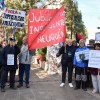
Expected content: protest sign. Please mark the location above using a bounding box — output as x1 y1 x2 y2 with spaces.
95 32 100 41
75 49 89 62
88 50 100 68
2 8 25 28
28 6 66 50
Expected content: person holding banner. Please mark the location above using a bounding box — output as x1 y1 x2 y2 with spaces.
90 43 100 93
17 36 34 88
57 39 75 88
74 39 89 91
0 38 20 92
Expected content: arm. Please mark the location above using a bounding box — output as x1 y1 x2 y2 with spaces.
15 45 20 55
56 46 64 57
73 52 77 66
29 49 35 56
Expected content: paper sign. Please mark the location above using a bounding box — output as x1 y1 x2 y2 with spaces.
2 8 25 28
75 49 89 62
7 54 14 65
88 50 100 68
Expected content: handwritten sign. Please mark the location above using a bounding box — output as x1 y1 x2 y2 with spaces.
7 54 14 65
28 6 66 50
2 8 25 28
88 50 100 68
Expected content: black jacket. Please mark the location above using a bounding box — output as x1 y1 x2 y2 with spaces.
0 46 3 67
57 45 76 64
2 44 20 70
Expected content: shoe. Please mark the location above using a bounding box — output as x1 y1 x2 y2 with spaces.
1 88 5 92
60 83 65 87
69 83 73 88
6 82 10 86
92 90 98 93
74 87 80 90
83 88 87 91
17 84 23 88
26 84 30 88
10 87 17 90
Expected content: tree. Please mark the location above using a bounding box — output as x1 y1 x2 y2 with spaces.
62 0 87 39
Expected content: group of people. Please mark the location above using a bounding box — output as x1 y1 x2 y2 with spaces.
57 39 100 93
0 36 100 94
0 36 33 92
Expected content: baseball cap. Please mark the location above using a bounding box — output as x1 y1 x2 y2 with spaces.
9 38 15 41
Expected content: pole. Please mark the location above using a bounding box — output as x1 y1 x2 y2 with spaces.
3 26 7 42
12 27 17 39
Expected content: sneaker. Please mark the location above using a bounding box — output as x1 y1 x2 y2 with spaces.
92 89 98 93
26 84 30 88
1 88 5 92
10 86 17 90
17 84 23 88
69 83 73 88
74 87 80 90
6 82 10 86
83 88 87 91
60 83 65 87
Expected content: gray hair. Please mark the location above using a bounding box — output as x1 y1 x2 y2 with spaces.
79 39 85 44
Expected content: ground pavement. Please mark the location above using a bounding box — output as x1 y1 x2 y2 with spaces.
0 64 100 100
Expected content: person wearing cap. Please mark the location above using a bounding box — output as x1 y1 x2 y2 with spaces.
73 39 89 91
0 37 20 92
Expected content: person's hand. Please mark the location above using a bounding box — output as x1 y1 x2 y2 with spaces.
98 69 100 72
73 65 76 68
56 53 60 57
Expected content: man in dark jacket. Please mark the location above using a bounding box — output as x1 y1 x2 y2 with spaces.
1 38 20 92
0 40 7 84
57 39 75 87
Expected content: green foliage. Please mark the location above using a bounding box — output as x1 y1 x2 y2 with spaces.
1 0 87 57
62 0 87 38
37 48 47 61
14 31 26 47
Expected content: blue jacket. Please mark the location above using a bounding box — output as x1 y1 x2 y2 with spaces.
73 46 89 68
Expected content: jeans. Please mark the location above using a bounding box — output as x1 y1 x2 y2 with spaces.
18 64 30 85
91 74 100 92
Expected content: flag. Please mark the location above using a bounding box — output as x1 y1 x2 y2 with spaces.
28 6 66 50
76 32 85 43
0 0 5 10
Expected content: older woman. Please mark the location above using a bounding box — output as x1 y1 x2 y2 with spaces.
74 39 89 91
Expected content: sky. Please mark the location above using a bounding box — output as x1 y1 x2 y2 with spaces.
77 0 100 40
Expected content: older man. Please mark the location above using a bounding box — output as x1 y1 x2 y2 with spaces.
17 36 34 88
57 39 76 87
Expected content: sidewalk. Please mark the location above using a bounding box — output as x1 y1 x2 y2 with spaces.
0 64 100 100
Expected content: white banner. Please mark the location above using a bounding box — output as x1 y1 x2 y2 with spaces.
2 8 26 28
88 50 100 68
